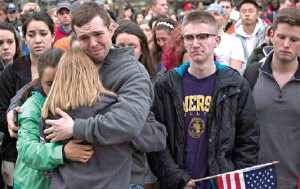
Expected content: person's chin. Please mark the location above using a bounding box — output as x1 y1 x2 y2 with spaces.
91 53 104 63
33 50 45 57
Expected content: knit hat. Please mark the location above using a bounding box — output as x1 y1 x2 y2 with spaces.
206 4 226 17
139 19 149 26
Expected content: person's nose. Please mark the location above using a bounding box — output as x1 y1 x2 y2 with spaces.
282 38 291 49
158 41 165 48
35 34 42 44
191 37 201 47
90 36 98 47
2 42 9 50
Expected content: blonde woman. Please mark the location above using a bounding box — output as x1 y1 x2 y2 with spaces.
41 48 166 189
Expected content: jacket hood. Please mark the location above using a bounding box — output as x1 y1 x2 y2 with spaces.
174 61 228 77
235 18 266 37
262 46 273 56
257 46 274 64
105 45 135 63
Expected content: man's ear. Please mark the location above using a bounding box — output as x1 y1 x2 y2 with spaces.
109 23 116 37
270 29 274 44
214 35 221 48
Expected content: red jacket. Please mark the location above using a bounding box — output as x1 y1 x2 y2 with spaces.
54 25 72 43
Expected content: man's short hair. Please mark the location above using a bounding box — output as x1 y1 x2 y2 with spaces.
71 2 110 32
217 0 233 7
150 0 157 7
272 8 300 31
237 0 259 11
0 2 7 14
182 11 218 34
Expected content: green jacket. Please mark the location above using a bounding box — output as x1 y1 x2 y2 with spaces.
14 91 64 189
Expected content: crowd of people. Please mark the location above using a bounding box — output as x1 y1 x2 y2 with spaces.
0 0 299 189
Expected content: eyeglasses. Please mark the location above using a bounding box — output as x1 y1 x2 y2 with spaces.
183 33 217 43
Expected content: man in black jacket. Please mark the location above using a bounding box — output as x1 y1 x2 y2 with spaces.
147 11 259 189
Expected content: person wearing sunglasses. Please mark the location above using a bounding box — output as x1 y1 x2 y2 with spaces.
147 11 259 189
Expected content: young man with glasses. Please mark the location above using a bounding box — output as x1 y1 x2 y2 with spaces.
147 11 259 189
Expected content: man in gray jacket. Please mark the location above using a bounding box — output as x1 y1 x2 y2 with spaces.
7 3 155 187
46 3 153 146
9 2 153 148
244 8 300 189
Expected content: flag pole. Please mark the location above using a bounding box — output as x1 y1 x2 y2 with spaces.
193 161 279 183
193 174 219 182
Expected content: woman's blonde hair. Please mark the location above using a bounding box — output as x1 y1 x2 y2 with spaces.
42 47 113 118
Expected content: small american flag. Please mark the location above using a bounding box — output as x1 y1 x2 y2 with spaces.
213 163 277 189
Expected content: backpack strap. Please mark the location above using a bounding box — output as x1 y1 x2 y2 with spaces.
243 62 262 90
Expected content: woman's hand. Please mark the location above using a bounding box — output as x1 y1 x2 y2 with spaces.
64 140 93 163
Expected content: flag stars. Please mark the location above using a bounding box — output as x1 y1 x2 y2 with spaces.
219 165 276 189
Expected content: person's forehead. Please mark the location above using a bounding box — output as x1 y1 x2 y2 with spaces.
157 0 167 5
156 29 170 36
116 33 140 42
219 1 231 6
27 21 49 30
183 22 213 33
0 29 14 35
58 8 70 14
74 17 107 36
240 3 256 9
276 23 300 32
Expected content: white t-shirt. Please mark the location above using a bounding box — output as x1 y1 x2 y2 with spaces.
214 33 245 67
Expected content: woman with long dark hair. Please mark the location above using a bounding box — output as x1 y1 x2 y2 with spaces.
151 17 178 74
112 22 161 189
0 22 22 74
0 12 55 188
112 22 157 79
